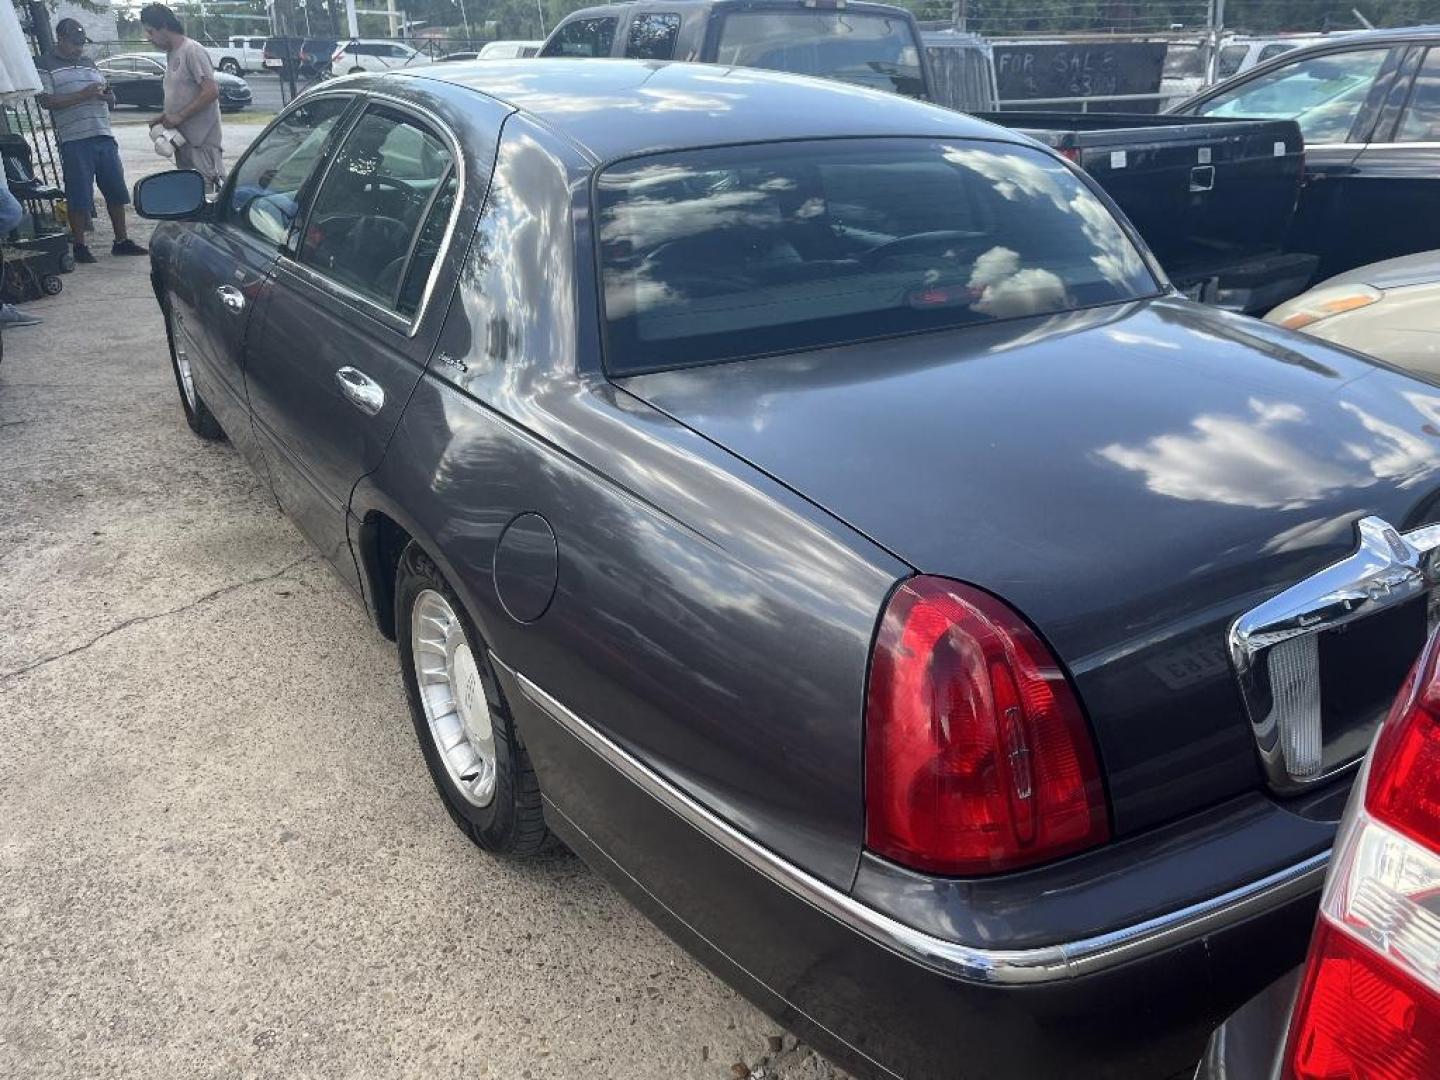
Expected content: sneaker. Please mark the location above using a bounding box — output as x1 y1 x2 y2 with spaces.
0 304 42 328
73 244 97 264
112 239 148 256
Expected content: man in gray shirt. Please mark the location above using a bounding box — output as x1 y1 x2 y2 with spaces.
141 4 224 190
34 19 148 263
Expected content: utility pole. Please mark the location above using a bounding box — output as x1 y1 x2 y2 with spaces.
953 0 967 33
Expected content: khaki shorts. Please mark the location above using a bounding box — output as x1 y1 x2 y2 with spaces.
176 144 225 191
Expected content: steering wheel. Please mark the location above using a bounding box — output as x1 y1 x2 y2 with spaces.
860 229 985 266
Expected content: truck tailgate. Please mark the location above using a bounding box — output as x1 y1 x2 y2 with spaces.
974 113 1307 295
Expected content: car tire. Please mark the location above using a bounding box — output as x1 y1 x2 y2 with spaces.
396 542 551 856
219 58 241 75
161 304 224 440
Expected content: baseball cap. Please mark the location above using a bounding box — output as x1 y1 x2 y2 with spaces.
55 18 88 41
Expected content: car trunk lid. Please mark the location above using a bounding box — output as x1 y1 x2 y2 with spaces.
617 298 1440 834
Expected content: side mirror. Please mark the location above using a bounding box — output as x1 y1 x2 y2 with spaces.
133 169 208 220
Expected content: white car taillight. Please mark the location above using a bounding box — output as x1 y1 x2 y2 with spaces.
1282 636 1440 1079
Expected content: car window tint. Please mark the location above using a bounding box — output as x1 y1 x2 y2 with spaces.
597 139 1158 375
397 172 458 317
224 96 352 246
1397 48 1440 141
1195 48 1389 144
541 17 618 57
1258 43 1295 63
300 108 454 312
625 14 681 60
140 58 165 74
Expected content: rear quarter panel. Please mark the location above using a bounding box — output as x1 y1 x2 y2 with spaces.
351 114 908 889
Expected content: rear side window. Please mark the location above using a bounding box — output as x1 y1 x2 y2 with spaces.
299 107 455 313
1396 47 1440 141
1258 43 1296 62
625 13 681 60
225 96 353 245
714 12 924 97
542 17 619 58
596 139 1157 374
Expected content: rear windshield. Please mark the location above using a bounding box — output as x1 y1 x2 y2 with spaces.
714 11 925 97
597 139 1158 375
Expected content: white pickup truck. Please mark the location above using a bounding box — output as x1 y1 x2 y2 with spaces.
206 36 266 75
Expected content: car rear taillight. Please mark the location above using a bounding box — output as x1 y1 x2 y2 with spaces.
1283 638 1440 1079
864 576 1108 876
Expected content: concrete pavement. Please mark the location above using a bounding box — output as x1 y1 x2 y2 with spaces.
0 125 851 1080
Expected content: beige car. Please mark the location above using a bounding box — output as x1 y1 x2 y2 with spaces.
1266 251 1440 378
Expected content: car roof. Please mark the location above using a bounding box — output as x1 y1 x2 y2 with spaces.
398 59 1013 163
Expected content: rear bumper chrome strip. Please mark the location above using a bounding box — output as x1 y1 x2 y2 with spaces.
501 657 1329 987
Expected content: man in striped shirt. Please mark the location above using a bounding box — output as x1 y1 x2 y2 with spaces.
35 19 147 263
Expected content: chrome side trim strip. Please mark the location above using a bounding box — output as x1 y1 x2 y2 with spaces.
500 659 1330 987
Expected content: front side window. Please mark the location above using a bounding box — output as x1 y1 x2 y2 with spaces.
225 95 353 246
1195 48 1390 144
714 12 924 97
139 58 166 75
541 17 619 58
1396 47 1440 142
299 107 455 312
1258 43 1296 63
625 13 681 60
597 139 1157 374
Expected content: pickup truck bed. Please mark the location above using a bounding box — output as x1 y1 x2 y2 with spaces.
974 112 1318 313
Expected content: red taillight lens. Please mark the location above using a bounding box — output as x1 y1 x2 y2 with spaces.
1367 660 1440 850
864 577 1108 876
1283 634 1440 1080
1286 920 1440 1080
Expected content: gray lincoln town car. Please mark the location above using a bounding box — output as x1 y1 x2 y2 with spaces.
134 59 1440 1079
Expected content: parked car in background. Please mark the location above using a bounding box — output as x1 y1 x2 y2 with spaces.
136 59 1440 1080
1173 26 1440 281
332 39 421 73
1199 619 1440 1080
539 0 933 99
97 54 252 111
262 36 304 74
207 35 266 75
1211 32 1360 80
1266 250 1440 379
478 39 543 58
300 37 339 77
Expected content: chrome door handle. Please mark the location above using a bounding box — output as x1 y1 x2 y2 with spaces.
335 366 385 416
216 285 246 313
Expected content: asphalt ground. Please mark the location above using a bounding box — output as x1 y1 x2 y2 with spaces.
0 123 852 1080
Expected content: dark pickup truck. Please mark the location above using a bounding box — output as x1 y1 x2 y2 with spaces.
978 112 1318 314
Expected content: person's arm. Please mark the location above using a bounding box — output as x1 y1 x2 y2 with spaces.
161 48 220 129
34 66 107 110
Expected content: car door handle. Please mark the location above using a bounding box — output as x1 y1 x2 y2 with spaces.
216 285 246 313
335 366 386 416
